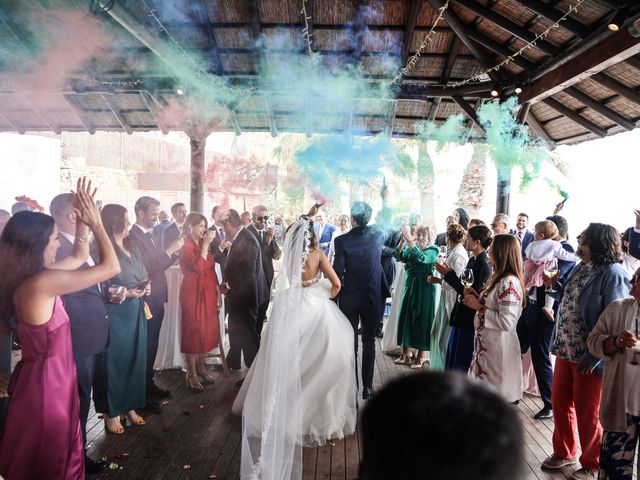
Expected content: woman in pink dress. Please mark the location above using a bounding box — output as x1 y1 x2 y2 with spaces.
0 178 120 480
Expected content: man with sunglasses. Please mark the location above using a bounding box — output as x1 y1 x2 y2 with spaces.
248 205 282 332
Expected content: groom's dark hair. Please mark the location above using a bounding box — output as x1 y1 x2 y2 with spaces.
351 201 372 227
359 372 524 480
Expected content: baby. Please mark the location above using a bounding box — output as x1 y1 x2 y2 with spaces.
524 220 579 321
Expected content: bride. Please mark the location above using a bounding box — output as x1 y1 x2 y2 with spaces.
232 215 357 480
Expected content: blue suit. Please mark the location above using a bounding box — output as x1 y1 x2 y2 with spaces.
315 223 336 256
518 230 535 259
56 236 109 447
333 225 389 390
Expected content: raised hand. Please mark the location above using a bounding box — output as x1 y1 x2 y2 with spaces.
434 262 453 276
202 231 215 248
72 177 101 229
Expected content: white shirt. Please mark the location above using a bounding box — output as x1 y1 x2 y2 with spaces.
624 302 640 416
134 223 153 234
525 239 578 263
622 252 640 278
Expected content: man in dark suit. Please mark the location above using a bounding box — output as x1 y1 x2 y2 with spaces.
50 193 110 474
376 208 401 338
247 205 282 331
128 196 183 400
220 209 269 370
514 212 534 259
152 210 171 246
333 201 389 400
209 205 231 277
158 202 187 253
314 210 336 256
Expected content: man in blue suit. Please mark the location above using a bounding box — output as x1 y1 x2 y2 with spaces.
514 212 534 259
159 202 187 253
50 193 110 474
333 202 389 400
314 210 336 256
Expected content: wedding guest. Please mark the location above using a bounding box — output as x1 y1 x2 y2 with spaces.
95 204 149 434
491 213 510 236
179 213 221 392
0 209 9 236
463 234 525 404
0 178 120 480
49 193 111 474
240 211 252 227
588 267 640 480
427 224 468 370
159 202 187 252
221 210 269 370
359 372 524 480
328 214 350 263
314 210 336 256
452 207 470 230
376 207 400 338
541 223 629 479
247 205 282 333
10 201 30 215
209 205 231 276
436 225 493 372
393 225 439 369
517 215 576 421
621 228 639 278
515 212 534 258
435 216 454 247
152 210 171 246
128 196 183 402
468 218 486 228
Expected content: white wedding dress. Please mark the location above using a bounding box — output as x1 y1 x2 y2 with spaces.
232 219 357 480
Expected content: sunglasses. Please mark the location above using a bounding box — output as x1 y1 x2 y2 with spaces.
256 216 269 221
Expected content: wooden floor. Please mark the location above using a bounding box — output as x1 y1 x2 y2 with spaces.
87 340 589 480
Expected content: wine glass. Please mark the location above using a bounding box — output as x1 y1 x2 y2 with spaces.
459 268 474 302
543 259 559 293
438 245 448 259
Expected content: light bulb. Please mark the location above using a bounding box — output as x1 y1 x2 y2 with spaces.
176 88 184 95
515 87 523 94
491 89 499 97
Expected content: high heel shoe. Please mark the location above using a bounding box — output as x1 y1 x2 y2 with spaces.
196 368 215 385
186 374 204 392
126 410 145 426
104 416 124 434
393 353 413 365
410 357 428 369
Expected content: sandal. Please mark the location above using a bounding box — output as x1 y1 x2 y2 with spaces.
186 374 204 392
410 358 428 369
104 416 124 434
393 353 413 365
126 410 145 426
197 369 216 385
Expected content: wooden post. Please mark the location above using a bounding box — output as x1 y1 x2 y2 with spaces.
496 168 511 216
189 133 206 213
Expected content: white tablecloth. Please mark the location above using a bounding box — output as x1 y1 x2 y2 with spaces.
154 265 228 371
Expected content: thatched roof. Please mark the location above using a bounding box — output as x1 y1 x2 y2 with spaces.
0 0 639 146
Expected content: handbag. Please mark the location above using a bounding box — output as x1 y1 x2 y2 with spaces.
143 301 153 320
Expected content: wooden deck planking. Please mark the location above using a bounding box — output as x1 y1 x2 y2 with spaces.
87 338 606 479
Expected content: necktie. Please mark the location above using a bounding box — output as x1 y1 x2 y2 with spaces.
260 230 264 242
146 231 157 248
518 231 523 241
219 227 225 240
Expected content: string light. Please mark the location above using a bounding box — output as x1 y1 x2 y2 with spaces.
390 1 450 85
442 0 588 88
89 77 144 87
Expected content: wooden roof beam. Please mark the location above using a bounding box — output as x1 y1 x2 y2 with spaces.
102 94 133 134
139 91 169 134
248 0 266 67
542 97 607 137
349 0 368 64
197 0 224 74
402 0 422 66
386 99 398 135
463 98 485 140
230 110 242 136
519 26 640 104
427 98 441 121
426 0 502 83
564 86 636 131
517 0 589 38
592 72 640 107
440 36 462 84
453 0 561 57
401 80 495 98
452 96 485 132
467 29 536 70
302 0 315 53
525 111 554 148
63 94 95 134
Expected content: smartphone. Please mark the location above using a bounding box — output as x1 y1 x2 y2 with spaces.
137 280 151 290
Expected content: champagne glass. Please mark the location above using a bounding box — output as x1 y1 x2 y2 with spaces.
543 259 559 293
459 268 474 302
438 245 448 259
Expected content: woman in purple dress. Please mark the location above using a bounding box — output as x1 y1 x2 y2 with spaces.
0 178 120 480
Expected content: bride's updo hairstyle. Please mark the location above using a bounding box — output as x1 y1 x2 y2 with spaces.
286 216 318 251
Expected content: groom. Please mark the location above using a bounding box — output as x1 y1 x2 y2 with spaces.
333 201 389 400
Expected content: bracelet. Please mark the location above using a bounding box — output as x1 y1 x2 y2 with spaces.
77 235 88 243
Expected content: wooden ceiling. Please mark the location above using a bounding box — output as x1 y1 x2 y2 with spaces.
0 0 639 146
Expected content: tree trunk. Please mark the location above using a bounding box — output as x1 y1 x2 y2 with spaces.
457 144 488 218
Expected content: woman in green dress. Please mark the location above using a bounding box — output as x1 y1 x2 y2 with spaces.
95 204 148 434
393 225 439 368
